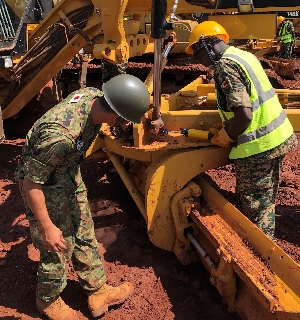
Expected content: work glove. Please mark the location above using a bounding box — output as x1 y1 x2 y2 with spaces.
210 128 233 148
208 122 223 135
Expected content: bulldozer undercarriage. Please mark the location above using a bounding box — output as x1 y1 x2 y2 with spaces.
1 1 300 319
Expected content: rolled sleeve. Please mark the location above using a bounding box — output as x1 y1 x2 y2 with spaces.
227 89 252 112
23 128 73 184
24 157 55 184
215 58 252 111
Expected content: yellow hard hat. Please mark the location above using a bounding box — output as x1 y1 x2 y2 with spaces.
185 21 229 54
277 16 285 26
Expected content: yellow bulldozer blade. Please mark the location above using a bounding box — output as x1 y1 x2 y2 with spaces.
187 176 300 320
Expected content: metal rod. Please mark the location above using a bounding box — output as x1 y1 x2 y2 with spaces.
153 38 162 119
105 150 147 220
186 231 215 270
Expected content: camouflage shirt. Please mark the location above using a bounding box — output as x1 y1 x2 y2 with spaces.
213 45 298 158
214 45 252 113
19 87 102 188
101 60 128 83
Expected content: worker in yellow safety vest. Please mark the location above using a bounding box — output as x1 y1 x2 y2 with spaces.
276 16 295 59
185 20 298 240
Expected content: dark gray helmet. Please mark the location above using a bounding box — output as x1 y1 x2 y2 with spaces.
102 74 150 123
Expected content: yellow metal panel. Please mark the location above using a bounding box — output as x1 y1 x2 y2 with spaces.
127 34 153 58
197 83 215 96
145 147 230 251
93 0 129 61
125 0 211 15
160 109 221 131
168 76 204 111
85 133 104 158
209 14 277 40
102 136 152 162
285 109 300 132
125 1 300 15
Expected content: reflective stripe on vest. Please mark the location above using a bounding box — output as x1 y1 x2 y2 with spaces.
217 46 294 159
223 53 276 113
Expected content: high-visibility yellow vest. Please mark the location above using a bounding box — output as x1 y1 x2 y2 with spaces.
216 46 294 159
279 21 294 44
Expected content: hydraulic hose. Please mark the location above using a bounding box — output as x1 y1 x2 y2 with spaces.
2 5 94 110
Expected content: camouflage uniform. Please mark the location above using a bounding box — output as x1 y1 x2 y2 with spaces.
15 87 107 302
101 60 128 83
277 20 295 59
213 45 298 239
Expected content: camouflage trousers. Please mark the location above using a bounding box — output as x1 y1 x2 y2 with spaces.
234 154 284 239
18 179 107 302
279 42 294 59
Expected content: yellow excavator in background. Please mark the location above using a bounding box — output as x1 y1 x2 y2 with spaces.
1 1 300 319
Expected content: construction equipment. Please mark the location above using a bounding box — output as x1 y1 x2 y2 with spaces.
1 1 300 319
2 0 300 123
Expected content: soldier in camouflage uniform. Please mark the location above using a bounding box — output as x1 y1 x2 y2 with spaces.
276 16 295 59
186 21 298 240
15 74 150 320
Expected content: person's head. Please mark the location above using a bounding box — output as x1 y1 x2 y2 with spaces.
277 16 285 26
95 74 150 126
94 96 120 127
185 21 229 67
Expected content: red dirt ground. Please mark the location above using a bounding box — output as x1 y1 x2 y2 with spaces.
0 137 239 320
0 133 299 320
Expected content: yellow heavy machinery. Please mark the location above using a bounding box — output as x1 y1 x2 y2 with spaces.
1 1 300 319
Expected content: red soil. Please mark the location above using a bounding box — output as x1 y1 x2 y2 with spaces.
0 133 299 320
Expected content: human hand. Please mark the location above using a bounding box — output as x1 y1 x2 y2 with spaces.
42 224 67 253
210 128 233 148
208 122 223 135
149 117 165 135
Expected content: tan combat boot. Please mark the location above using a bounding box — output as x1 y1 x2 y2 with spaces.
88 282 134 317
36 296 79 320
